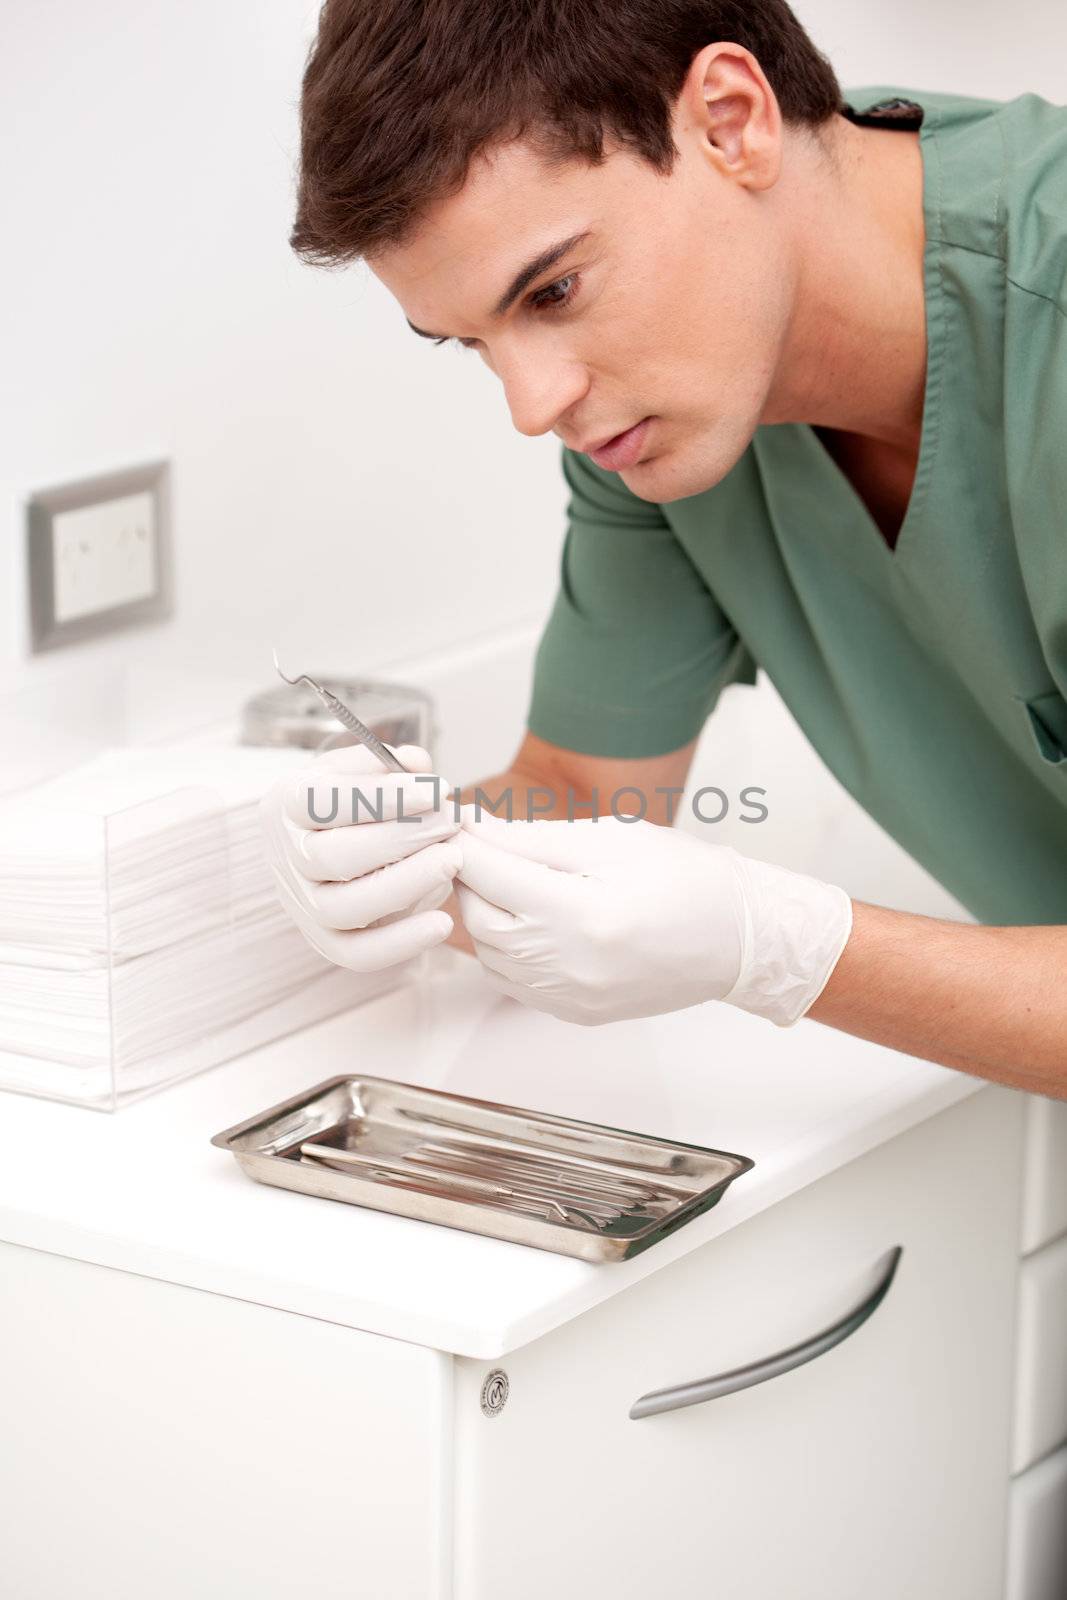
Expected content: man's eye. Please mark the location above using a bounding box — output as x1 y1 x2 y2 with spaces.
432 272 580 350
530 274 579 312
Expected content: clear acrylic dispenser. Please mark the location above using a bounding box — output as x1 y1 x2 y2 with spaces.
0 773 406 1111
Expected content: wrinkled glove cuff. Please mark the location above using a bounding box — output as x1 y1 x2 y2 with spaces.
720 855 854 1027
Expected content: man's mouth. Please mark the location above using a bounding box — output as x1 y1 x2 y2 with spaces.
582 418 653 471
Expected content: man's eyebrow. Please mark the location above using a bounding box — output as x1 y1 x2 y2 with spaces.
405 230 590 342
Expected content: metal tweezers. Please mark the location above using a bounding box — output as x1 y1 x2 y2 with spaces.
273 648 408 772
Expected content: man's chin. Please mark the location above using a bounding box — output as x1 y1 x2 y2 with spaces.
620 446 738 504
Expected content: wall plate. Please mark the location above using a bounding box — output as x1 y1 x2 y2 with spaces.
26 461 172 652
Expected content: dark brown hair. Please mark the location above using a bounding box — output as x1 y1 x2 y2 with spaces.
292 0 841 265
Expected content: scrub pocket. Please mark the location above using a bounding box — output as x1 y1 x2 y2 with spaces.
1023 690 1067 765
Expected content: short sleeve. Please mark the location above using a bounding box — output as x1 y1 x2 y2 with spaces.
526 448 756 758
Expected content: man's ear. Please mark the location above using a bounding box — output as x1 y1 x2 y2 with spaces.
678 43 783 191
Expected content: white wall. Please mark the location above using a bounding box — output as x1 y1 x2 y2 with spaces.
0 0 564 758
2 1 1062 905
799 0 1065 107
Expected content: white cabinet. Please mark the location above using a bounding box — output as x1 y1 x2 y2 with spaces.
1012 1233 1067 1474
452 1086 1022 1600
1007 1099 1067 1591
0 1241 451 1600
0 1087 1024 1600
1006 1445 1067 1600
1020 1096 1067 1255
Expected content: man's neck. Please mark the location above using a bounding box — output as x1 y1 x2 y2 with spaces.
766 116 928 457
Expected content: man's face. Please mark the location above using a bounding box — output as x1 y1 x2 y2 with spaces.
369 108 794 502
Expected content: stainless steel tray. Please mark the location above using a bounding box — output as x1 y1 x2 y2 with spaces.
211 1075 754 1263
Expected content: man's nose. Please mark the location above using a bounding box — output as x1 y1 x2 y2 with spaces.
499 349 589 439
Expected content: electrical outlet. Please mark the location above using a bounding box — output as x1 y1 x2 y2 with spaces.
52 490 157 623
27 462 171 651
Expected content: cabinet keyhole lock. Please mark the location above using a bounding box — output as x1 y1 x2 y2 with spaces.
480 1369 509 1417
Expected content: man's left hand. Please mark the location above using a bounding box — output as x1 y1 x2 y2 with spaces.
454 806 853 1027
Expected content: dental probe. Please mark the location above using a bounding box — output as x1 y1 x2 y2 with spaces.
272 648 410 772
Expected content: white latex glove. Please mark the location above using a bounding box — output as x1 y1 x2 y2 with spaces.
259 742 462 973
454 809 853 1027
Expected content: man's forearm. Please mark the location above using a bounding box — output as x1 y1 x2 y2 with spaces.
451 765 585 822
437 776 1066 1094
808 902 1067 1095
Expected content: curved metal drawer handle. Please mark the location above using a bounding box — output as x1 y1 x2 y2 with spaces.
629 1245 903 1421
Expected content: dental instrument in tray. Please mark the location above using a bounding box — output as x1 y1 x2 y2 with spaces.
272 650 409 772
212 1075 755 1262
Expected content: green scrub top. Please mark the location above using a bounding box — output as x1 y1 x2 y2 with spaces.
526 86 1067 927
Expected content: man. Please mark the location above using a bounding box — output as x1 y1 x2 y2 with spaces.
262 0 1067 1094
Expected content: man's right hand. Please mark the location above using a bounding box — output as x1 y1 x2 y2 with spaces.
259 742 462 972
442 729 701 958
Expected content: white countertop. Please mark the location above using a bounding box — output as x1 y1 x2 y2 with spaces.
0 948 980 1358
